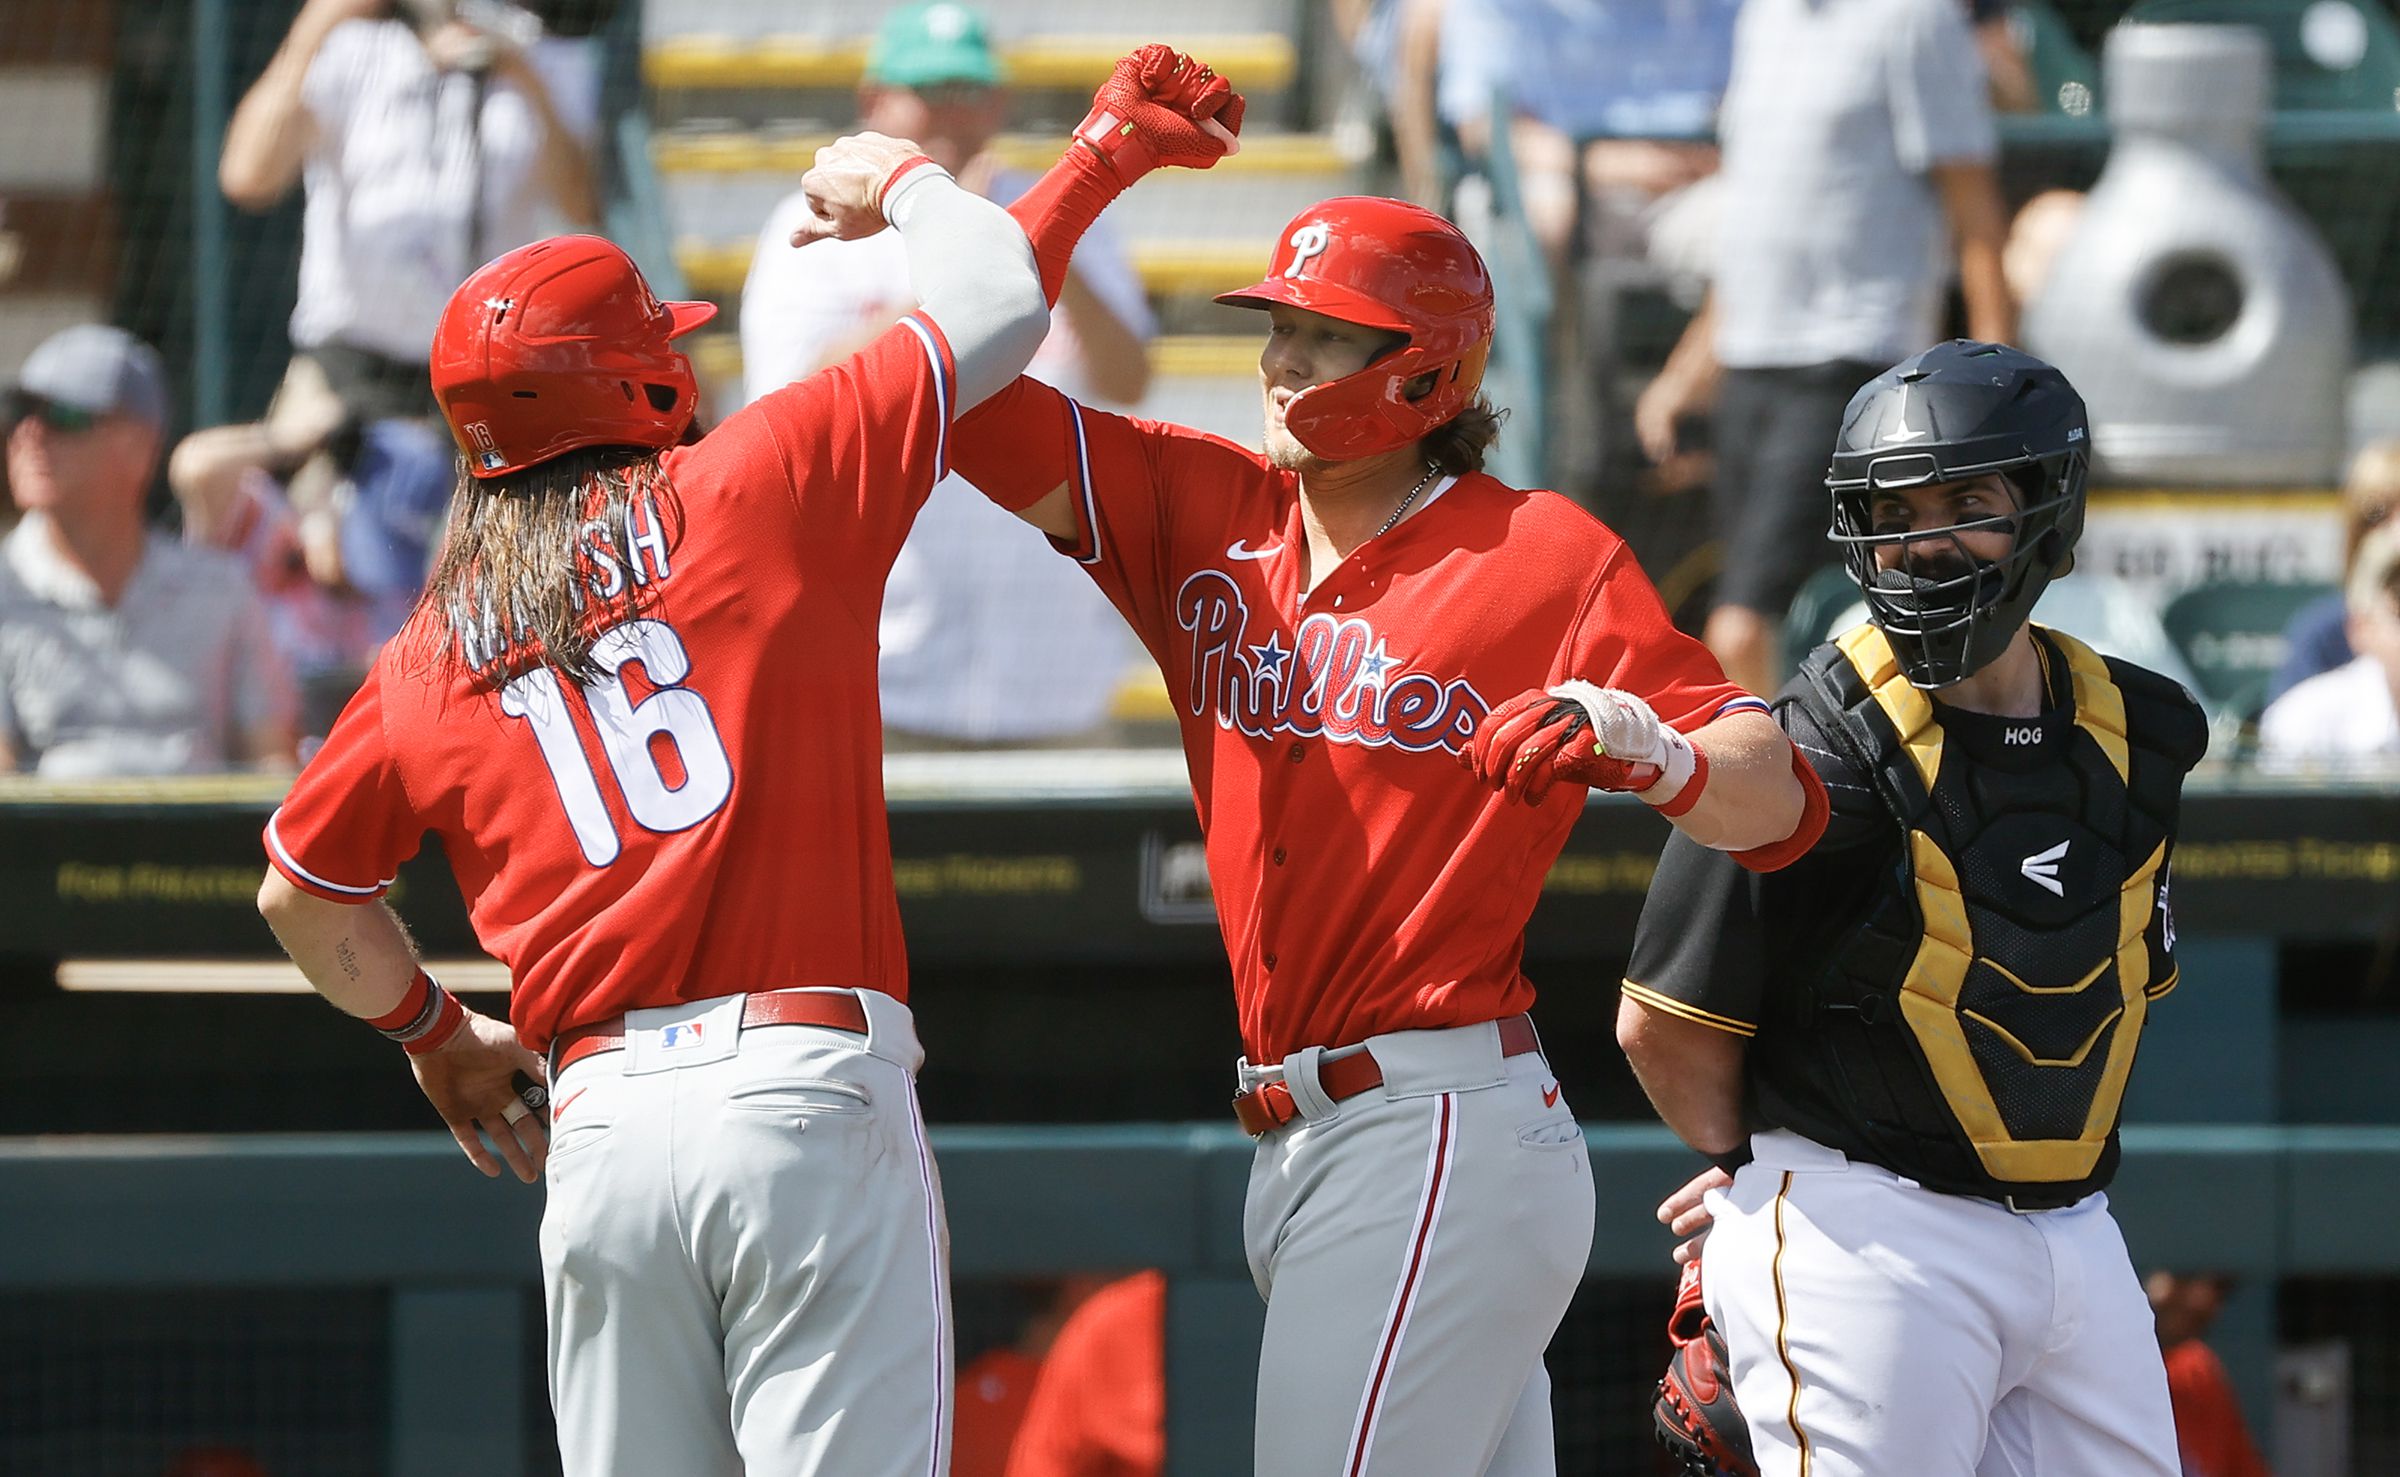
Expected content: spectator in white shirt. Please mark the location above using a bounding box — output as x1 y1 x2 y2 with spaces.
0 327 296 777
2258 524 2400 774
221 0 599 424
741 1 1153 746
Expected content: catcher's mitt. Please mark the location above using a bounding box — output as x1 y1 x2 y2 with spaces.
1654 1258 1758 1477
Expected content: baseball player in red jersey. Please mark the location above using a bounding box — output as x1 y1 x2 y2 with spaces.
252 53 1241 1477
949 200 1828 1474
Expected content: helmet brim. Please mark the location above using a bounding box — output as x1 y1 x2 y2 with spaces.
666 300 718 338
1214 278 1416 337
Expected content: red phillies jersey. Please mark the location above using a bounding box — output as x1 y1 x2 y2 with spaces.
265 319 956 1051
954 381 1766 1062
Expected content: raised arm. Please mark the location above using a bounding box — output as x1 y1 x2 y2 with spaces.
220 0 377 210
933 46 1246 534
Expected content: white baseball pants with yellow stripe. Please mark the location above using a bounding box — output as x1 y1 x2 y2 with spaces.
1702 1129 2180 1477
539 989 952 1477
1240 1018 1596 1476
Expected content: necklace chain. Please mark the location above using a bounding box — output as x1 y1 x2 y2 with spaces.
1375 462 1442 539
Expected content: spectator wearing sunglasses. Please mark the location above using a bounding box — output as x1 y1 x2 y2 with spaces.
0 326 296 778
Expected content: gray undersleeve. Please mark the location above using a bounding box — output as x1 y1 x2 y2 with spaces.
887 172 1048 414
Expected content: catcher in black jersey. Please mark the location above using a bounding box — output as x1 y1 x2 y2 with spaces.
1625 342 2206 1477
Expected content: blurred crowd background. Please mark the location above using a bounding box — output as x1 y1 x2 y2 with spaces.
6 0 2400 776
2 0 2398 1473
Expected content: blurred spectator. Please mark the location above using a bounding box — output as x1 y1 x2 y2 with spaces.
1633 0 2012 694
955 1275 1116 1477
208 0 596 602
740 1 1149 748
1419 0 1738 264
2257 523 2400 773
1968 0 2039 113
1005 1270 1165 1477
220 0 598 430
2147 1271 2275 1477
171 416 453 739
2265 438 2400 705
2004 187 2087 311
1330 0 1444 202
0 326 295 776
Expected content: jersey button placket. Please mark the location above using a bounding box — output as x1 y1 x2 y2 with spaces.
1271 846 1287 865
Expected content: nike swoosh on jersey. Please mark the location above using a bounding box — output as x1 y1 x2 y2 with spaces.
1225 539 1282 561
554 1087 590 1121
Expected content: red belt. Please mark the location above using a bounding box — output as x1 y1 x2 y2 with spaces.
551 988 869 1074
1232 1014 1542 1137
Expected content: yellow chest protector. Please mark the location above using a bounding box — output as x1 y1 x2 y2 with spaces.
1781 625 2197 1204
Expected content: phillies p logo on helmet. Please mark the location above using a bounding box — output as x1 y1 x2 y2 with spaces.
1282 222 1332 279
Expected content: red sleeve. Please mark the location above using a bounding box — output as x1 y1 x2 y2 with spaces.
1563 541 1822 871
1561 542 1768 733
262 673 424 903
952 375 1195 660
708 310 956 576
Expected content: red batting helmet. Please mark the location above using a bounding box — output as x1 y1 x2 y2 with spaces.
1216 196 1495 462
432 235 717 480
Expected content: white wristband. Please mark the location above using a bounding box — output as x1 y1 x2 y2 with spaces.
1635 726 1699 807
1547 679 1696 805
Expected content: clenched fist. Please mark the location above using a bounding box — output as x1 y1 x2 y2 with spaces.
1073 45 1246 183
790 131 940 247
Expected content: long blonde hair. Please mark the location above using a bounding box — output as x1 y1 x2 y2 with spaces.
416 446 685 690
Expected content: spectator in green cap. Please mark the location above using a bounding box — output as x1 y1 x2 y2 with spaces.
860 2 1010 173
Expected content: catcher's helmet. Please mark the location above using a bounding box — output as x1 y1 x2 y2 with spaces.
432 235 716 480
1825 340 2090 689
1215 196 1494 462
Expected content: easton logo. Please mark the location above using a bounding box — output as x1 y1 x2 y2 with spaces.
1282 222 1332 278
2020 839 2069 897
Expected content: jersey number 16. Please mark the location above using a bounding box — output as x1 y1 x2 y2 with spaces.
499 618 734 866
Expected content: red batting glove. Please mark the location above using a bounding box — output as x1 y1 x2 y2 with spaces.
1462 688 1666 806
1073 45 1246 185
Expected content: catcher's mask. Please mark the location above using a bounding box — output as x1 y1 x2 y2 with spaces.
1825 340 2089 689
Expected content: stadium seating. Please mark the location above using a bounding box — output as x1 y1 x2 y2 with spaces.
2159 576 2336 721
642 0 1356 446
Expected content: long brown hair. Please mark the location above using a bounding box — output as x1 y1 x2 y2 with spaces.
416 445 685 690
1420 394 1507 476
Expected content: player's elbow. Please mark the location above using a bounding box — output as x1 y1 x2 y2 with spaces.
1618 996 1742 1080
1617 994 1664 1065
992 285 1051 380
257 868 305 924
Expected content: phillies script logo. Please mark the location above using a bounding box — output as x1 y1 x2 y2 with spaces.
1176 570 1487 751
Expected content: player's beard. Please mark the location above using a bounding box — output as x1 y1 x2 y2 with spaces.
1262 397 1323 473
